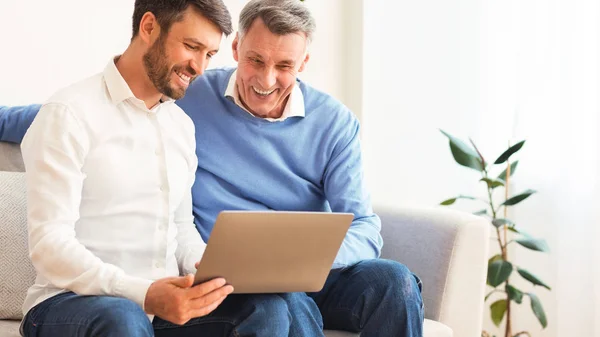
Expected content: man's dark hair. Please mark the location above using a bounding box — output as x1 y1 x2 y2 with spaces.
132 0 233 38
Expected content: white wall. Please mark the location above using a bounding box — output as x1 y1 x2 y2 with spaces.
361 1 555 335
361 1 600 336
0 0 134 104
362 0 506 211
0 0 349 109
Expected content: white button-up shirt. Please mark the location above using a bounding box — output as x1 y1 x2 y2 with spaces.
224 69 305 122
21 58 206 316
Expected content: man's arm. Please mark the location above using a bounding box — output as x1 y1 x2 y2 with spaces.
174 144 207 275
324 115 383 269
22 103 152 308
0 104 40 143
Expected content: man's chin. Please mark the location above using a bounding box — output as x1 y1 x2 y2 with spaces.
162 86 186 100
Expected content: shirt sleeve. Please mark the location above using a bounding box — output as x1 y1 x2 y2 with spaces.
323 115 384 268
0 104 39 143
174 125 206 276
22 103 153 309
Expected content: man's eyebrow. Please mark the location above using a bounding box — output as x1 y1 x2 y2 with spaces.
247 51 264 59
183 37 206 47
184 38 219 53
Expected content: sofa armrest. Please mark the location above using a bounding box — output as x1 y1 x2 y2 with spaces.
0 142 24 172
377 207 490 337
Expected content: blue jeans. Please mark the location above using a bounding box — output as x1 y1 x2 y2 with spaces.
21 292 322 337
22 259 422 336
309 259 424 337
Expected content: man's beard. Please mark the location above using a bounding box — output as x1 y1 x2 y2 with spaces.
143 35 196 100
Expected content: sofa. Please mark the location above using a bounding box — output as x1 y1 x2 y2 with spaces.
0 140 490 337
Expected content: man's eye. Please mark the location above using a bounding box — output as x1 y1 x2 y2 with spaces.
185 43 198 51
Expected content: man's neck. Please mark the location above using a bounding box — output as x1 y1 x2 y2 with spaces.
115 47 163 109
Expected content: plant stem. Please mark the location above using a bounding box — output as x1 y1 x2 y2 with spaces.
503 155 512 337
485 165 512 337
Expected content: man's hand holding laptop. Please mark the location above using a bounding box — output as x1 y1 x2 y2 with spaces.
144 275 234 325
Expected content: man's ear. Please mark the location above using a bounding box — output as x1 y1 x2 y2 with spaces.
139 12 160 45
298 53 310 72
232 33 240 62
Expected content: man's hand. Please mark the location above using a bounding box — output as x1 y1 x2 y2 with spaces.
144 275 234 325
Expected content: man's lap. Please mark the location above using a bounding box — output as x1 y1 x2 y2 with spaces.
22 292 291 337
21 260 421 336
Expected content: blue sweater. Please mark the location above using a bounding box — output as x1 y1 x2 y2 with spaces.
0 68 382 267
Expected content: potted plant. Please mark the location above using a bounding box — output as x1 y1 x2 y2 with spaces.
439 131 551 337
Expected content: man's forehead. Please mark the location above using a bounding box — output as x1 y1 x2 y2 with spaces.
171 10 222 49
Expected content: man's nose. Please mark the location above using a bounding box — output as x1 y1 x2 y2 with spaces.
258 67 276 89
190 57 206 76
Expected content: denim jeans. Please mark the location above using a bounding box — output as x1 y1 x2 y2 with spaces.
308 259 424 337
21 292 321 337
22 259 422 337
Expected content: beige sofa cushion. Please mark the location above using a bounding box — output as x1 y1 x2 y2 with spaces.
0 143 25 172
322 319 453 337
0 172 34 320
0 320 21 337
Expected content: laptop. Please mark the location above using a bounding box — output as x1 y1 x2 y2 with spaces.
193 211 353 293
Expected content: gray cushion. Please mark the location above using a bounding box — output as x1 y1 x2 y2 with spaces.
0 320 21 337
0 143 24 172
377 209 459 321
323 319 452 337
0 172 34 319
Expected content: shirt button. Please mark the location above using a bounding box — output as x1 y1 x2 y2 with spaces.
155 261 161 268
155 149 160 156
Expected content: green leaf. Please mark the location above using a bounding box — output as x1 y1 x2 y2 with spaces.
507 226 520 234
440 130 484 171
440 195 476 206
506 284 523 304
481 177 505 189
490 299 507 327
501 189 536 206
517 268 551 290
494 140 526 164
497 161 519 182
527 293 548 328
473 209 488 216
492 218 516 228
440 198 455 206
487 260 513 287
515 238 550 252
488 254 503 265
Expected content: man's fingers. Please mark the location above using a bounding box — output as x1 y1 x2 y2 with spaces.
189 284 234 308
188 295 228 318
188 278 228 298
169 274 195 289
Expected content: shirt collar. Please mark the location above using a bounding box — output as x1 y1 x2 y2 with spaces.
104 56 174 108
224 69 305 122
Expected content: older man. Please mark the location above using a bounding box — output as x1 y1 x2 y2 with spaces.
1 0 424 336
177 1 424 335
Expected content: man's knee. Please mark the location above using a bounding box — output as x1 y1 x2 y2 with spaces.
87 297 153 337
279 292 323 329
358 259 423 305
249 294 292 324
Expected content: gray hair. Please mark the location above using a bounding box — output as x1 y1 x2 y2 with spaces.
238 0 316 44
